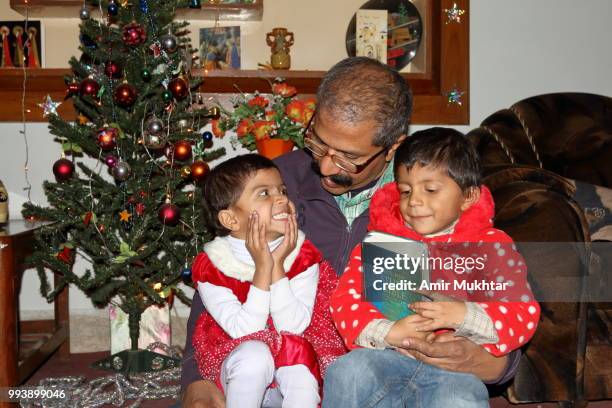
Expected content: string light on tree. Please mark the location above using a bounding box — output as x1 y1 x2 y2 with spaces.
79 6 90 19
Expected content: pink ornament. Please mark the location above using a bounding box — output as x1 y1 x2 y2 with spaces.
158 201 181 226
104 154 118 168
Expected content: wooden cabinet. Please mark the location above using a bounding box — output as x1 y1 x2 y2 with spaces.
0 221 69 403
1 0 468 124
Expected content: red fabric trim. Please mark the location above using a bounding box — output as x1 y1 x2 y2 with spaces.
192 240 346 390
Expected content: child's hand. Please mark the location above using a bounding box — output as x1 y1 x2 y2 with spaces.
385 314 433 347
245 211 273 288
410 301 467 331
271 202 298 266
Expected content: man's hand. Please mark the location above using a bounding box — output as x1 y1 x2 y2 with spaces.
396 332 508 381
182 380 225 408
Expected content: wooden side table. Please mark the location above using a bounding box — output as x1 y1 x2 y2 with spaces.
0 220 69 407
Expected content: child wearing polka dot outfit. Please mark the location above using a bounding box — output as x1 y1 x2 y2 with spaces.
331 128 540 360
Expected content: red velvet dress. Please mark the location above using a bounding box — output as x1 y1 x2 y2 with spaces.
192 239 347 390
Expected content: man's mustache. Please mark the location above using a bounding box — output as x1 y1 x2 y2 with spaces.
310 160 353 187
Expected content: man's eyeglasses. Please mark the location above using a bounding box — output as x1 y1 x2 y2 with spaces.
303 132 387 174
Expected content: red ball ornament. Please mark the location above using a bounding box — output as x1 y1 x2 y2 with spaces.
80 77 100 98
97 126 118 150
190 160 209 182
173 140 192 161
158 201 181 226
122 22 147 46
114 83 137 107
66 81 80 97
168 77 189 100
104 61 122 79
53 158 75 181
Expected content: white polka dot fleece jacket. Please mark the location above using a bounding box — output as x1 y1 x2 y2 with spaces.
330 182 541 357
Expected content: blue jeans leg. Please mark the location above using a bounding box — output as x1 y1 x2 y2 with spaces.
322 348 489 408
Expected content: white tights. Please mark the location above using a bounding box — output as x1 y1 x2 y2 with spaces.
220 340 320 408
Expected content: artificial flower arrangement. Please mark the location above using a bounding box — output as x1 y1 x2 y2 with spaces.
211 79 316 152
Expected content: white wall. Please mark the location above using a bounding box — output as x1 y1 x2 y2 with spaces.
2 0 612 318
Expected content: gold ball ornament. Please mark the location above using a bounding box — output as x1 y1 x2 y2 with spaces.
180 165 192 178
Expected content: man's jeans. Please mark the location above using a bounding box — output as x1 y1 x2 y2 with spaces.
322 349 489 408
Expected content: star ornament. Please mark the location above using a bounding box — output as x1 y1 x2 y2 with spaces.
444 2 466 24
119 209 132 222
39 94 62 117
445 88 465 106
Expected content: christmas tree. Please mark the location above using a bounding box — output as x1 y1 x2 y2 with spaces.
22 0 224 369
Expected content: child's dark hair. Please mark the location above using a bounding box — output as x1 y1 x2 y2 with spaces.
202 154 278 236
394 127 481 191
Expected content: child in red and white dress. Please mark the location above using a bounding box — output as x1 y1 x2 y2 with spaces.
191 154 345 408
332 128 540 359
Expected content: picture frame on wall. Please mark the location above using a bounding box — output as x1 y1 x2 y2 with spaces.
0 20 43 68
199 26 241 70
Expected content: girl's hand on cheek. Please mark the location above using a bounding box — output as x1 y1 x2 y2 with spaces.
272 203 298 264
246 211 273 273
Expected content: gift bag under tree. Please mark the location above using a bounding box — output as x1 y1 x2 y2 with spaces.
110 303 171 355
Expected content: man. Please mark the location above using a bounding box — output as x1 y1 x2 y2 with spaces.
182 57 519 407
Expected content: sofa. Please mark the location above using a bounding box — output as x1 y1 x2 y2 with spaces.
468 93 612 407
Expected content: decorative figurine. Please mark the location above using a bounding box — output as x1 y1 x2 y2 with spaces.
266 27 294 70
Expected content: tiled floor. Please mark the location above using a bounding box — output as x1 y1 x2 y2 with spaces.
24 351 612 408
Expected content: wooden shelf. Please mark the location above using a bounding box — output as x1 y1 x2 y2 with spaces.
2 0 469 124
10 0 263 21
0 68 75 122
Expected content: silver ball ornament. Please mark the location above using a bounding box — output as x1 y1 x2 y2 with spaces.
160 34 178 54
79 6 90 20
112 161 131 181
143 133 167 149
146 118 164 136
